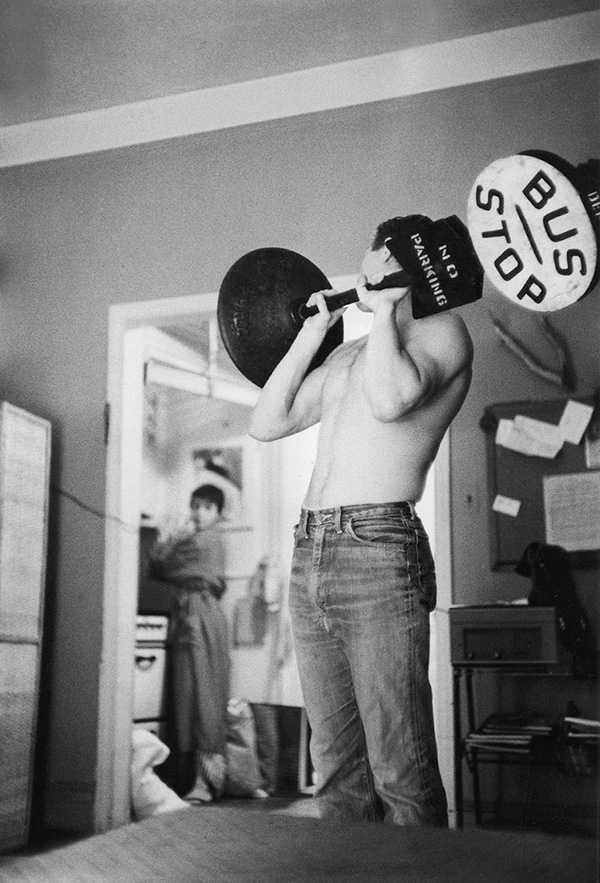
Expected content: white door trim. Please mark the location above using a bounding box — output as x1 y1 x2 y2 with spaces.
97 293 219 830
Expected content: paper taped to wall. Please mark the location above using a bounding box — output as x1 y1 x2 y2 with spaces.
496 416 563 459
543 472 600 551
492 495 521 517
559 400 594 445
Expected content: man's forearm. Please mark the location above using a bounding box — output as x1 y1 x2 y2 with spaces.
249 325 326 440
362 303 424 420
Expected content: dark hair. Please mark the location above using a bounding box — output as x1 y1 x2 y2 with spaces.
370 214 430 251
190 484 225 514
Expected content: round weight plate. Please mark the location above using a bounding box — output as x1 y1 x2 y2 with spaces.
467 153 598 312
218 247 344 387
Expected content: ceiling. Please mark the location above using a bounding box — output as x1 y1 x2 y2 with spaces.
1 0 593 127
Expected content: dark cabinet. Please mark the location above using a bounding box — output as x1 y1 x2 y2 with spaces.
450 605 597 834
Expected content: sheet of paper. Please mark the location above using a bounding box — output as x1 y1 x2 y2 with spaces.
514 414 564 447
543 472 600 551
492 494 521 517
495 416 563 459
495 418 515 446
559 400 594 444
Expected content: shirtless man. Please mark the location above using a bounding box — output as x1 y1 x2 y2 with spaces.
249 217 473 826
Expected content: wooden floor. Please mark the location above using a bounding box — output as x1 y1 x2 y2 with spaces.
9 795 316 858
1 804 596 883
9 792 596 858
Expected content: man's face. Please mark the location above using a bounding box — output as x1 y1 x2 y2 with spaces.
190 498 221 530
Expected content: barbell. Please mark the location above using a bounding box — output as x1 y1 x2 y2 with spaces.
218 151 599 388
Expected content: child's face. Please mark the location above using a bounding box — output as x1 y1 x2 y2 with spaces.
190 498 221 531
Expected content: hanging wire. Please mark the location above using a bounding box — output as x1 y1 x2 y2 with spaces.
50 483 138 532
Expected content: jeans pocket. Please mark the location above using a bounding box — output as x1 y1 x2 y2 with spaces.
346 516 408 548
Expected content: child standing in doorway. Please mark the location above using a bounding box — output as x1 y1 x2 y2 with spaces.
150 484 230 803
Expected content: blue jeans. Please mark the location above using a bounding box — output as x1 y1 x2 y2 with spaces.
289 502 448 826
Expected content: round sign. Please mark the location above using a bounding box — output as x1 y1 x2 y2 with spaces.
467 153 598 311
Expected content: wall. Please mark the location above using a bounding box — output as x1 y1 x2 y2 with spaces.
0 60 598 832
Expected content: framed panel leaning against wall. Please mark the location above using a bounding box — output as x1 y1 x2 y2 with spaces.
0 403 51 851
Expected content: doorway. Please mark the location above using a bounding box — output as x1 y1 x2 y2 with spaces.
99 284 453 831
100 290 262 829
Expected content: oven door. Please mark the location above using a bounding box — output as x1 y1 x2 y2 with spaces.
134 615 169 734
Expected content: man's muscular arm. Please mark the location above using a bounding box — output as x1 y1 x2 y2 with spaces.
248 291 345 441
357 275 473 422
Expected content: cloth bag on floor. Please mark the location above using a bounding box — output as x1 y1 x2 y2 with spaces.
130 728 190 820
224 698 265 797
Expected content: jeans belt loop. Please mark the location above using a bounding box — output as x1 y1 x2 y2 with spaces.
300 508 309 538
334 507 343 534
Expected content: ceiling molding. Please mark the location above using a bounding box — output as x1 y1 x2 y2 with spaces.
1 11 598 169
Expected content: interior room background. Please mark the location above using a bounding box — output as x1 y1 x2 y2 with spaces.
0 1 598 839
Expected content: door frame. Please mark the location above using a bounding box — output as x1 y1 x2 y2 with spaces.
98 292 218 830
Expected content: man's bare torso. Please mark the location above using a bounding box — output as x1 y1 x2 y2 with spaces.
304 332 470 509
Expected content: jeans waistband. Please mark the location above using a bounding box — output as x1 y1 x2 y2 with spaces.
298 501 416 535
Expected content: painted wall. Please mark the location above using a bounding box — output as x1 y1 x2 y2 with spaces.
0 61 598 832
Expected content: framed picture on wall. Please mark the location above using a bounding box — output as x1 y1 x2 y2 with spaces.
192 445 244 525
